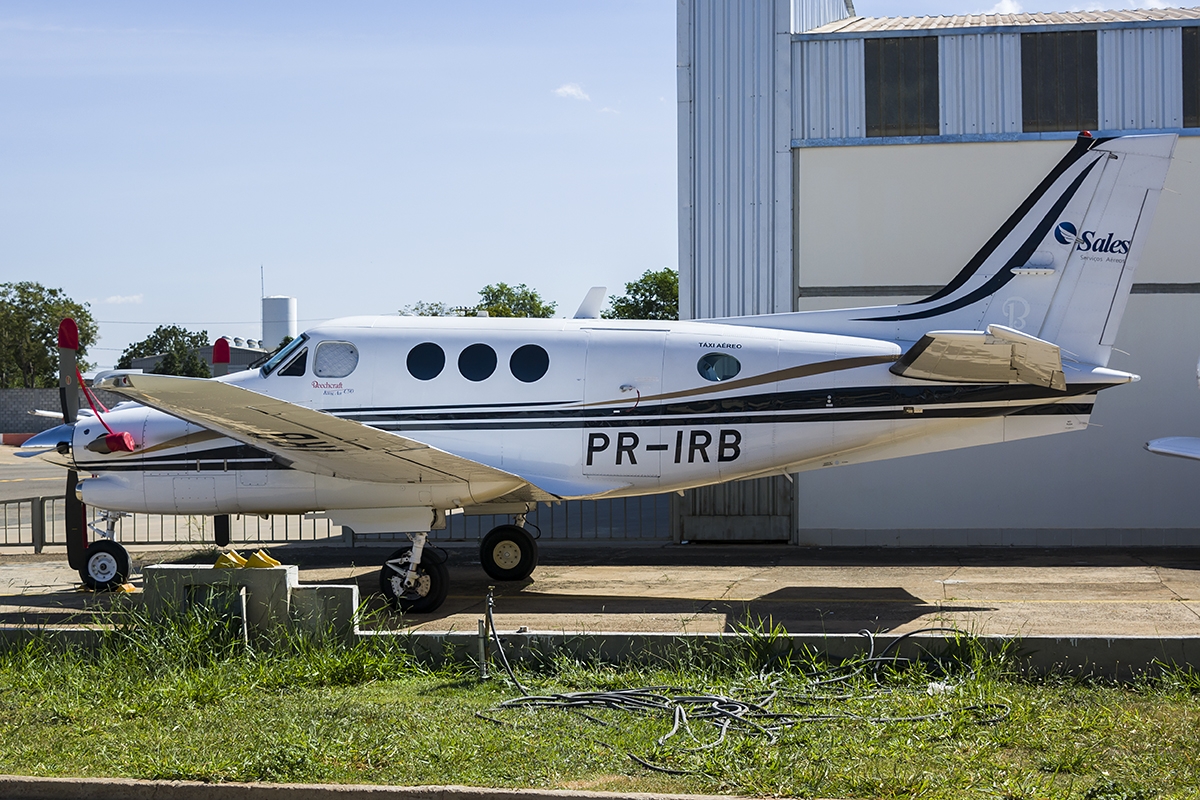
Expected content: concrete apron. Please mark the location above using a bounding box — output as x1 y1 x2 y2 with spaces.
0 776 748 800
4 556 1200 678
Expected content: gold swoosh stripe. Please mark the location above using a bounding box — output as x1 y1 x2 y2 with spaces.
132 429 226 456
585 354 900 408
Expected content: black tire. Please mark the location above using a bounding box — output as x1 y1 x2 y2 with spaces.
378 546 449 613
80 540 131 592
479 524 538 581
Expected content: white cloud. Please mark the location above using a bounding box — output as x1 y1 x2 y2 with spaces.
599 107 619 114
102 293 143 304
553 83 589 101
986 0 1022 12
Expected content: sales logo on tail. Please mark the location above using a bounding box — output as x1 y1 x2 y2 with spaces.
1054 221 1078 245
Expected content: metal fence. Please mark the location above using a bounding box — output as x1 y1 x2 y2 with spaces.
0 494 674 551
0 496 339 552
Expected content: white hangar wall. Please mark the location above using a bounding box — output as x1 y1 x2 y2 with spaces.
792 138 1200 541
677 0 1200 543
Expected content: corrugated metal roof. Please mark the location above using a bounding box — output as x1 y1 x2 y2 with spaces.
807 7 1200 35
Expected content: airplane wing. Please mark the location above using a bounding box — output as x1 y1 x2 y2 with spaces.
890 324 1066 390
1146 437 1200 461
93 372 557 501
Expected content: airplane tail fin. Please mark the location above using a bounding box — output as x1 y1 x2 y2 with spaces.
721 132 1177 368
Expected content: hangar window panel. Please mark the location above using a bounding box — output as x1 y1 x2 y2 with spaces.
1021 31 1098 132
1185 27 1200 128
458 343 497 382
313 341 359 378
697 353 741 382
509 344 550 383
864 36 939 137
406 342 445 381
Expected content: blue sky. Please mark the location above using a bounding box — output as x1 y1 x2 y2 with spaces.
0 0 1175 365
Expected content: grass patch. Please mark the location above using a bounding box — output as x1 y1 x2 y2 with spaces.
0 609 1198 798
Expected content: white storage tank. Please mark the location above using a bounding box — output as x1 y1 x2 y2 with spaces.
262 296 297 350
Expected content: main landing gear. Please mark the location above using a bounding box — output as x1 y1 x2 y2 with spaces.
377 515 539 615
379 532 449 613
81 510 131 592
479 516 538 582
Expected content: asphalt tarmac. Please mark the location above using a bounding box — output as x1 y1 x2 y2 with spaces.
3 541 1200 637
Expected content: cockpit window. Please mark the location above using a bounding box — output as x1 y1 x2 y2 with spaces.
314 341 359 378
279 348 308 377
260 334 309 376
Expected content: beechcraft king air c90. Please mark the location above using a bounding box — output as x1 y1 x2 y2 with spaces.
21 133 1177 612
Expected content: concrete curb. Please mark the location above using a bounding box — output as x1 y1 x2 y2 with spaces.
0 777 755 800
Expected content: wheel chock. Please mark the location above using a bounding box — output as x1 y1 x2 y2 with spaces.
214 550 248 569
244 549 281 568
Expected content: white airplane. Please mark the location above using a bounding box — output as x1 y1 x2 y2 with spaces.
1146 358 1200 461
21 132 1177 613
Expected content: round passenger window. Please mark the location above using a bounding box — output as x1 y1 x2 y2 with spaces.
697 352 741 382
458 343 497 381
313 341 359 378
407 342 445 381
509 344 550 383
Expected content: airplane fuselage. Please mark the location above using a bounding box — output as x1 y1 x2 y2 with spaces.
68 315 1114 518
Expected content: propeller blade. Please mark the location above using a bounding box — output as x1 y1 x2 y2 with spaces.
215 514 231 547
58 318 87 571
58 319 79 425
64 470 88 571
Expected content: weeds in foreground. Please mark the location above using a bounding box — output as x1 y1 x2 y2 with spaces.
0 608 1198 798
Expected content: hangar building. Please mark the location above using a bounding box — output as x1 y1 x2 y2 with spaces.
675 0 1200 545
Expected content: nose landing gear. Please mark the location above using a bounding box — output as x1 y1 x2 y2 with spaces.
80 510 131 592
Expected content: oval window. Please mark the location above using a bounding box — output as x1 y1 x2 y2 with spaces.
407 342 445 381
313 341 359 378
697 352 741 382
458 343 497 381
509 344 550 383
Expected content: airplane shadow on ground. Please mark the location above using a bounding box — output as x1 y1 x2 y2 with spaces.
0 589 124 626
336 570 996 634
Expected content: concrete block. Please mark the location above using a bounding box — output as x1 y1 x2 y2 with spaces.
142 564 298 638
290 584 360 643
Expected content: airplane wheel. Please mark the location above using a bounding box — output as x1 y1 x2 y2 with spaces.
479 524 538 581
80 540 131 592
379 547 449 613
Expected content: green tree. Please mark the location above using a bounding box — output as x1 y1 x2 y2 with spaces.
0 282 97 388
602 268 678 320
117 325 211 378
400 301 459 317
476 283 557 318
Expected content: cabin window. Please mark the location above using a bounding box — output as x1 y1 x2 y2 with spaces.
1185 27 1200 128
279 348 308 377
407 342 445 381
314 341 359 378
459 343 497 381
697 353 741 382
1021 31 1098 133
864 36 939 137
509 344 550 383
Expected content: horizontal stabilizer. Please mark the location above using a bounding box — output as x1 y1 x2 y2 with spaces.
891 324 1065 390
1146 437 1200 461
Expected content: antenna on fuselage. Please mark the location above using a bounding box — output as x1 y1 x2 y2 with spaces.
574 287 607 319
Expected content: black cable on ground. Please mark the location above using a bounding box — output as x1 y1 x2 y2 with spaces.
479 600 1011 774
